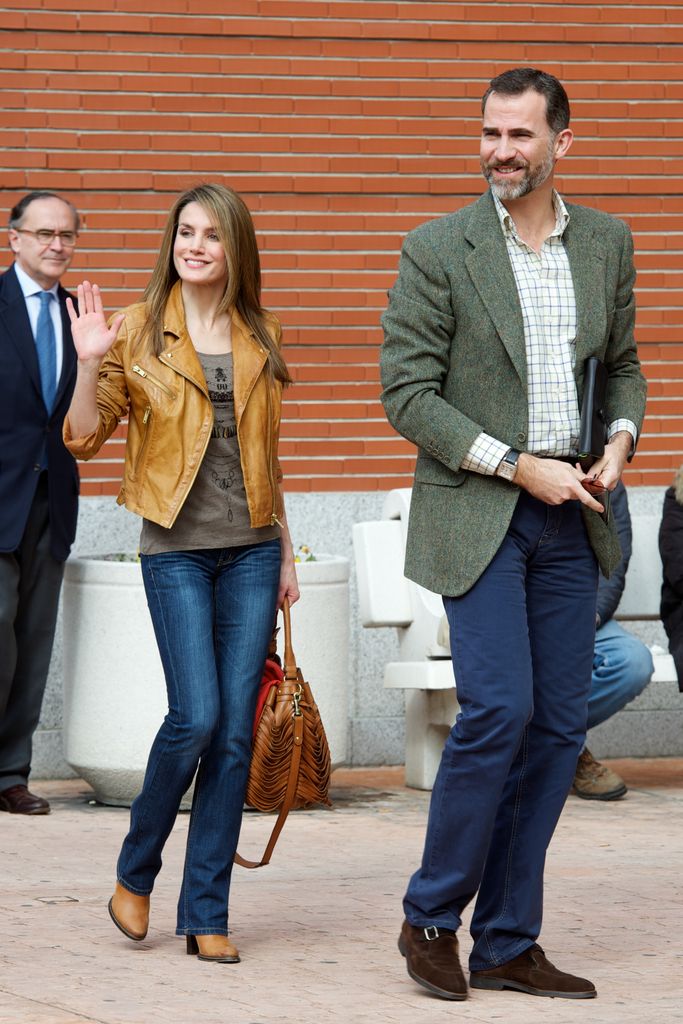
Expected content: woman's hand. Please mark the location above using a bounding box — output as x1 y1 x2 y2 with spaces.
277 552 300 608
66 281 125 364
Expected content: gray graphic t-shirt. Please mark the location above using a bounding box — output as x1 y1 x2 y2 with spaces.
139 351 279 554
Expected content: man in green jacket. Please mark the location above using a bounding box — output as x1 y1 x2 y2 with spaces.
381 67 647 1002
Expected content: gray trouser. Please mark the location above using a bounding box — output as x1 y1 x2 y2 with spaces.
0 475 64 789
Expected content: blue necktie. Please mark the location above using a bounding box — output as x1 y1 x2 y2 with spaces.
36 290 57 413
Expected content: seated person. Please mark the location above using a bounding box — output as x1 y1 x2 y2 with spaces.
573 480 654 799
659 465 683 693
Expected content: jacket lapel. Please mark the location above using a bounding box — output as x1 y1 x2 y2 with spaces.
0 265 43 400
563 207 609 374
464 192 527 385
155 283 268 420
231 309 268 427
157 282 209 394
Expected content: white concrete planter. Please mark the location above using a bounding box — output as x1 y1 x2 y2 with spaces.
288 554 350 772
62 552 350 806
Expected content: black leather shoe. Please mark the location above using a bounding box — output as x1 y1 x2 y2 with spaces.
0 784 50 815
398 920 467 1000
470 944 596 999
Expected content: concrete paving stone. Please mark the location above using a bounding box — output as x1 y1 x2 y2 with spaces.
0 763 681 1024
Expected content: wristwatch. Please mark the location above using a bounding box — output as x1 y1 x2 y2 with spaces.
496 448 521 483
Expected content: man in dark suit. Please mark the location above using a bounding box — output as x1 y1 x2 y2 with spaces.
0 191 80 815
381 69 647 1001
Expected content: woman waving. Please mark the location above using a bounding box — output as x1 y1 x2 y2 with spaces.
65 183 298 963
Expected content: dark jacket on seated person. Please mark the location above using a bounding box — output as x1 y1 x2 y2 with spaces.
659 465 683 692
596 481 631 628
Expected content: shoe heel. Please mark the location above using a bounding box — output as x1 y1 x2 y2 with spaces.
186 935 199 956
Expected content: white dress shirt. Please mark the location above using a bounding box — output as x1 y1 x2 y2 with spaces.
14 261 64 385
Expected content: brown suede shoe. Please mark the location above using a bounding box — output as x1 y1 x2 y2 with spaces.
470 944 596 999
398 920 467 1000
572 747 627 801
108 882 150 941
0 784 50 815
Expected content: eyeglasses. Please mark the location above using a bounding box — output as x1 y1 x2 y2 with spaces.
14 228 78 247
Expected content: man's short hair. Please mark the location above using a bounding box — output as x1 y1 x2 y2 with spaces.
9 191 81 233
481 67 570 135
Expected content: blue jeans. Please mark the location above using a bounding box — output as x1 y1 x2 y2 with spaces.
587 619 653 731
116 540 281 936
404 492 598 971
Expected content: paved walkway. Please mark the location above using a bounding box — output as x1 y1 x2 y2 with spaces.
1 760 681 1024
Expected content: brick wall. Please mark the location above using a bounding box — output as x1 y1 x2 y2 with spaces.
2 1 682 493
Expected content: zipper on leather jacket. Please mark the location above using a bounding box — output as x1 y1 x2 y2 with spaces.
132 405 152 479
132 363 176 399
265 377 283 527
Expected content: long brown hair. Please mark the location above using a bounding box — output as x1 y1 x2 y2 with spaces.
142 183 291 384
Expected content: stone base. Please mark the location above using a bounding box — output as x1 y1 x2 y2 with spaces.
588 679 683 759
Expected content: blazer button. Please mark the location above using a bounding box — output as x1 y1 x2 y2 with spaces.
517 432 526 443
34 463 41 472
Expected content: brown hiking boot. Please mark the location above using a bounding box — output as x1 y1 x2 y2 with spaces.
572 747 627 801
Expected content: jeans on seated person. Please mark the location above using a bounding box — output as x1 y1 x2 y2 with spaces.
588 619 654 731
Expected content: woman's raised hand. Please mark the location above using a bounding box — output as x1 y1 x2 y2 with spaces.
66 281 126 363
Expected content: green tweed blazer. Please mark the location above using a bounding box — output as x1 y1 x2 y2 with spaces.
380 191 648 597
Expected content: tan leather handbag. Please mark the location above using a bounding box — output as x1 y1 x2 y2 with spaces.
235 598 331 869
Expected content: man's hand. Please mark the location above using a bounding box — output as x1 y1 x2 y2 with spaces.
584 431 632 492
515 454 605 513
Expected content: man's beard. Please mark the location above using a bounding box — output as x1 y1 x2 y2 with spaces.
481 142 555 201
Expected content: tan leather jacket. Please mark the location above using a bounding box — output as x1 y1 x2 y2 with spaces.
64 282 284 529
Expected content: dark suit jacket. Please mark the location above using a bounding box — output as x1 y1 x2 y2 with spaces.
381 190 648 596
0 264 79 562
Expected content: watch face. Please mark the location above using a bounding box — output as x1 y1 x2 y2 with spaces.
498 451 519 481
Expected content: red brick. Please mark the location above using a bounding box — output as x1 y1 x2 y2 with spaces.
9 1 683 489
1 150 46 168
0 10 31 28
76 13 151 32
0 70 49 89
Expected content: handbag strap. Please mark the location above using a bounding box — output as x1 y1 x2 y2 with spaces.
281 596 297 678
234 598 304 870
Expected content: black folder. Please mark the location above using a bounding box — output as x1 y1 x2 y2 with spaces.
577 356 608 472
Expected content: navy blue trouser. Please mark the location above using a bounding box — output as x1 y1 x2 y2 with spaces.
404 491 598 971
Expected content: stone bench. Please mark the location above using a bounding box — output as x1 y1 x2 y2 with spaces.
353 488 681 789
